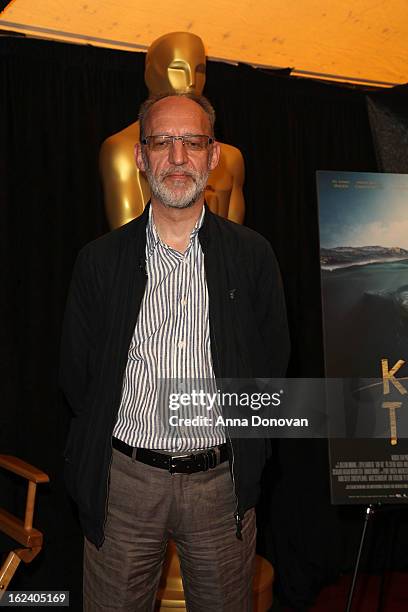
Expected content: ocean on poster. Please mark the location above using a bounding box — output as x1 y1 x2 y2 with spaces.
317 171 408 378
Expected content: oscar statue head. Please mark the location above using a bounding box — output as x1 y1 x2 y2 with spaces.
145 32 206 96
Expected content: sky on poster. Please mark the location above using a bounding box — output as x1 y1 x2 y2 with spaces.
317 171 408 249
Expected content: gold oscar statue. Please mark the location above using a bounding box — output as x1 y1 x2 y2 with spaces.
99 31 245 228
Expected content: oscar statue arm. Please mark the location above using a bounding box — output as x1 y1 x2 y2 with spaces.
226 146 245 225
99 126 148 229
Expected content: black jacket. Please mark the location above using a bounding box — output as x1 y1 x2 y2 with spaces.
60 205 290 546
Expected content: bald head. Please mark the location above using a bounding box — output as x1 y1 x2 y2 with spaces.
139 93 215 141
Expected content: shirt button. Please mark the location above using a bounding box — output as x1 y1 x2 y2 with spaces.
178 341 186 349
181 298 187 306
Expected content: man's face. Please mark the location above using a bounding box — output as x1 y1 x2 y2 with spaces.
135 97 220 210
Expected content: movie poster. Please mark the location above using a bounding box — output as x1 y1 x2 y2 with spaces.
317 171 408 504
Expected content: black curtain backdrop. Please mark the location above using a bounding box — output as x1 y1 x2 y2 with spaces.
1 37 406 610
367 84 408 173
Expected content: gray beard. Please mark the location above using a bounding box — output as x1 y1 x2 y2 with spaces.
145 166 209 209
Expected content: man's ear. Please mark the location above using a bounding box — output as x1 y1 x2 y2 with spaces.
135 143 147 171
209 141 221 171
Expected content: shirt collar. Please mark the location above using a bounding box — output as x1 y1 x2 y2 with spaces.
146 206 160 260
146 205 205 259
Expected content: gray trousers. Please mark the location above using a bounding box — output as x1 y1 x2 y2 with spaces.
83 448 256 611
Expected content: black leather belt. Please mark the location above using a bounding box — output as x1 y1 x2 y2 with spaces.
112 437 228 474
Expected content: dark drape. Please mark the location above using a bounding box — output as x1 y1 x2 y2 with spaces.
367 84 408 173
2 36 405 609
0 38 147 610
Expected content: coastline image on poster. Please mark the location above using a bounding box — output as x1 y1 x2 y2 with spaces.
317 170 408 504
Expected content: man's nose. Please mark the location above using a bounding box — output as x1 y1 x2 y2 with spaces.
168 139 188 165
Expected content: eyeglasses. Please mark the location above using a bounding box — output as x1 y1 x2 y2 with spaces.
141 134 214 152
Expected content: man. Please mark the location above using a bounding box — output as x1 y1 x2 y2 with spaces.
60 93 290 611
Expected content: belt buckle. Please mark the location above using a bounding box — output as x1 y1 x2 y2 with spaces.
168 453 191 474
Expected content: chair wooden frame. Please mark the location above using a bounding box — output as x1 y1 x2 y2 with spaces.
0 455 49 599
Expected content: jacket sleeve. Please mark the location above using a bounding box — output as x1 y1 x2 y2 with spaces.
59 246 103 416
254 239 291 377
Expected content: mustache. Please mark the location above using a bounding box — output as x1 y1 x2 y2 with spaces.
160 169 198 180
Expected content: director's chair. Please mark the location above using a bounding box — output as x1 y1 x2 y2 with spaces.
0 455 49 599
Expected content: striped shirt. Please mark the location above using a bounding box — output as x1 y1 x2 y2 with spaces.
113 206 225 451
